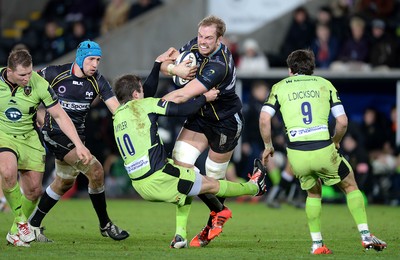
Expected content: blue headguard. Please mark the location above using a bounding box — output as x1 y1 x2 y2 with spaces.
75 40 102 70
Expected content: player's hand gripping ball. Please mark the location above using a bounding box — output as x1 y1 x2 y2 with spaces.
173 51 197 87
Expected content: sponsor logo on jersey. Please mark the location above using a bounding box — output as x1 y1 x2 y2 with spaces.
85 91 94 99
72 80 84 86
23 86 32 96
125 155 150 174
289 125 328 138
59 100 91 111
58 86 66 94
5 107 22 121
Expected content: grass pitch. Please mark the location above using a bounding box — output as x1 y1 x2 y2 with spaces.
0 199 398 259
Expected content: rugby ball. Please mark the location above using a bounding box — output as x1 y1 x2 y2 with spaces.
172 51 197 87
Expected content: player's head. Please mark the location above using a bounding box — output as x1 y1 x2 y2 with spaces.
113 74 143 104
286 49 315 75
75 40 102 71
7 49 33 86
197 15 226 56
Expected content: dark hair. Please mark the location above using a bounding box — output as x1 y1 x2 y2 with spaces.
7 49 32 70
113 74 142 104
286 49 315 75
198 15 226 38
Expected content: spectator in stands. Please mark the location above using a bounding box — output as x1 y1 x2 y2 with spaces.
240 81 270 178
359 107 394 203
41 0 71 24
316 6 346 45
280 6 315 62
65 0 105 37
65 21 90 53
389 106 400 205
101 0 130 35
38 20 66 64
222 34 240 66
341 133 373 200
237 38 269 74
330 16 370 71
355 0 395 20
311 23 340 69
128 0 162 20
368 19 399 69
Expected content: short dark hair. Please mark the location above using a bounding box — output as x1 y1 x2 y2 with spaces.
113 74 142 104
7 49 32 70
286 49 315 75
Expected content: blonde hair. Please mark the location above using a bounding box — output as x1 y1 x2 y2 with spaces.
198 15 226 38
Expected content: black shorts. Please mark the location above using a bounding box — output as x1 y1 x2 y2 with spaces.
183 112 244 153
42 130 85 161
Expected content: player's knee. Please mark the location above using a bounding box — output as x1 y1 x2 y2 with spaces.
172 141 201 165
205 157 229 180
55 162 80 180
23 186 42 201
74 156 98 175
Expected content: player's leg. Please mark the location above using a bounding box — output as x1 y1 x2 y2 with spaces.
191 113 244 246
336 160 387 251
171 128 211 247
29 160 77 242
0 151 34 247
19 170 43 221
2 132 46 246
71 155 129 241
0 178 9 212
287 147 332 255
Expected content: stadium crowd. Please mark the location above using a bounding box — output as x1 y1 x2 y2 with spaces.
0 0 399 213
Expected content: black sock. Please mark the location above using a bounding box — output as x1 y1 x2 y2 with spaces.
198 194 224 212
89 191 110 228
29 191 58 227
198 194 226 227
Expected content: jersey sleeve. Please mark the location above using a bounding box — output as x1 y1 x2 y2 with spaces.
197 63 226 90
97 74 115 101
31 71 58 108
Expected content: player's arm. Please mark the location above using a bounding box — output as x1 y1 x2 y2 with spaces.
104 96 120 115
160 51 196 80
143 48 177 97
165 88 219 116
47 103 93 164
331 108 348 149
259 108 275 165
162 79 206 103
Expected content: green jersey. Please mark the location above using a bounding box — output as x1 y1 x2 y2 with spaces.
113 97 169 180
0 68 58 135
113 95 207 180
264 75 342 148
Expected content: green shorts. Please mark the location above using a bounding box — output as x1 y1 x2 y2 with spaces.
0 130 45 172
287 143 352 190
132 159 197 207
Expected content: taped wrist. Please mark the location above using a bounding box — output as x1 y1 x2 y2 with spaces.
167 64 175 76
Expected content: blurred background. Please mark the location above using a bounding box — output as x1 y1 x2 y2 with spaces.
1 0 399 207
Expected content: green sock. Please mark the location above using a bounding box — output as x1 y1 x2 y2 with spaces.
346 190 367 225
306 197 322 233
3 183 26 234
269 168 281 186
216 180 257 197
175 197 193 239
22 196 38 220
